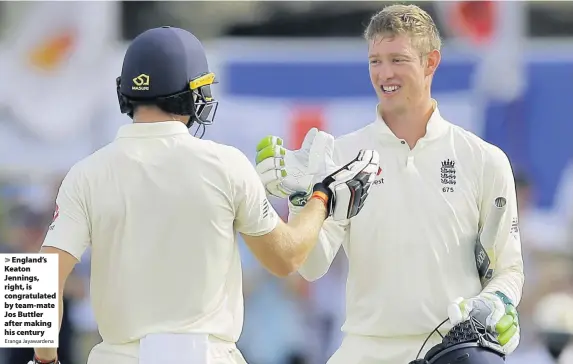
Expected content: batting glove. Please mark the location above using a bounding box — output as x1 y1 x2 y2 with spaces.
255 128 336 199
447 291 520 355
302 149 379 221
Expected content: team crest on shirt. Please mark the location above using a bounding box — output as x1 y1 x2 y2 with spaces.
441 159 456 192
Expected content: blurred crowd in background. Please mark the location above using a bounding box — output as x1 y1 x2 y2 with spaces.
0 1 573 364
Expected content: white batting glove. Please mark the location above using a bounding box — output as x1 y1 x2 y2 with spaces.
255 128 336 199
447 291 520 355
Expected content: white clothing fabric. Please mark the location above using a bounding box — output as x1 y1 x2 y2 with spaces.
294 103 524 362
43 121 279 345
87 335 247 364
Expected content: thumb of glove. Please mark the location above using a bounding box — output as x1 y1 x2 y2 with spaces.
447 297 466 326
307 130 336 182
286 127 319 170
300 127 319 154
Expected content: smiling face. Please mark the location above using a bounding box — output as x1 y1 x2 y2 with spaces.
368 34 440 115
364 5 442 116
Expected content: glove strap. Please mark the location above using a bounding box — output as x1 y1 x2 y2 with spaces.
33 354 58 364
289 191 310 208
494 291 514 307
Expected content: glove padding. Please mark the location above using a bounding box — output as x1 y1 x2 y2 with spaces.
255 128 336 199
447 291 520 355
311 149 379 221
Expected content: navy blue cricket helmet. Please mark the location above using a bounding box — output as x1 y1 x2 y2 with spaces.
116 26 218 128
410 318 506 364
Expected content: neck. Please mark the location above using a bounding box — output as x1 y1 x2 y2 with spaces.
133 117 184 124
133 109 187 124
380 98 434 147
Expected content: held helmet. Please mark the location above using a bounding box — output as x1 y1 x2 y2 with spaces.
116 26 218 132
409 317 506 364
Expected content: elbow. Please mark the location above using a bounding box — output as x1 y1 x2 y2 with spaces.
258 254 297 277
271 268 294 278
269 243 310 277
267 256 306 278
268 262 297 277
285 255 328 282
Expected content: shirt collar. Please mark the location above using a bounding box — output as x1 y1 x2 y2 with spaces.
371 99 449 142
116 121 189 139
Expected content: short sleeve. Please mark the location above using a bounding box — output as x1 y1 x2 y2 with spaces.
230 148 280 236
42 165 91 261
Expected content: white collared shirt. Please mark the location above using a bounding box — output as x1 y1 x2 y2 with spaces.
42 121 279 344
297 104 524 338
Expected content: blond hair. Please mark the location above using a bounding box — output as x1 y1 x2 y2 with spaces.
364 4 442 54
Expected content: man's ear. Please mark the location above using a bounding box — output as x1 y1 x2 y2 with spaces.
425 49 441 77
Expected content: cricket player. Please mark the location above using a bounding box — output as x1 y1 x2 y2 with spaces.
29 27 380 364
255 5 524 364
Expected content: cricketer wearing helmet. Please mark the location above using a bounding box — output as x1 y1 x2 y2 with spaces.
30 27 380 364
255 5 524 364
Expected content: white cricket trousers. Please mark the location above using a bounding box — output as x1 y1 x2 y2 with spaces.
326 333 444 364
87 336 247 364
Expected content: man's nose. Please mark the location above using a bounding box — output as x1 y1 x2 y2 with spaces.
377 63 395 81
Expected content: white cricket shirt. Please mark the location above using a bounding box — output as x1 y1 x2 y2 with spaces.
297 103 524 338
42 121 279 344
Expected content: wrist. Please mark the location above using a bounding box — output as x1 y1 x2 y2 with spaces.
494 290 515 307
310 183 332 218
34 354 58 364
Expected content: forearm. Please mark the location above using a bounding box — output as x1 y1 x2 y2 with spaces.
479 213 524 305
297 218 346 281
34 294 63 361
481 267 524 306
477 146 525 306
281 198 328 270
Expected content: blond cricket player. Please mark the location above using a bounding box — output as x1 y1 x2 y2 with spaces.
28 27 381 364
255 5 524 364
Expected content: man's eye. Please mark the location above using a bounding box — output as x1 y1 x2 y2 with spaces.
393 59 404 63
369 60 380 65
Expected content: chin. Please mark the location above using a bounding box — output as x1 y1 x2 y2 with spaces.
379 101 407 115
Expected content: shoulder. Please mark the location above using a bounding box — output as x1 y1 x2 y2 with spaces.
448 124 510 170
57 157 93 196
55 144 119 199
197 141 258 188
334 123 376 147
333 123 378 162
70 141 119 172
202 140 253 168
64 145 115 179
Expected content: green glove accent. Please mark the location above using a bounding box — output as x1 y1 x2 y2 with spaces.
255 144 285 164
497 322 518 346
493 291 519 346
256 136 283 152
